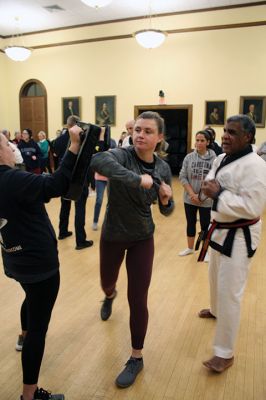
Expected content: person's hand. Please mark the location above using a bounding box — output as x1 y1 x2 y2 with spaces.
140 174 153 189
32 155 37 160
190 193 201 205
158 181 172 205
68 125 82 154
201 179 221 199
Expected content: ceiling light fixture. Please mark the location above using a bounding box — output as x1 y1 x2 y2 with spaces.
80 0 112 8
135 29 166 49
5 46 31 62
134 1 167 49
4 17 32 62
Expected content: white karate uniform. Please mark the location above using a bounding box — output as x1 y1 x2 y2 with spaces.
205 149 266 358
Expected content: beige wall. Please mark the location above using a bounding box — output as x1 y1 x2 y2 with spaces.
1 5 266 145
0 49 9 129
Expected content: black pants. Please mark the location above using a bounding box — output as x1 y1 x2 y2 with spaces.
100 237 154 350
20 272 60 384
59 185 89 245
184 203 211 237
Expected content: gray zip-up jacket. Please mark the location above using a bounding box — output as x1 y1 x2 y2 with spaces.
91 146 174 242
179 149 216 208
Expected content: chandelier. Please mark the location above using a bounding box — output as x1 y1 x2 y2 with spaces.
4 17 32 62
80 0 112 7
134 2 167 49
5 46 31 62
135 29 166 49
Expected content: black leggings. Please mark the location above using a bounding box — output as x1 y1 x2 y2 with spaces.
20 272 60 384
184 203 211 237
100 237 154 350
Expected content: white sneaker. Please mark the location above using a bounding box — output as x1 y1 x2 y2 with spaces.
92 222 98 231
179 248 194 256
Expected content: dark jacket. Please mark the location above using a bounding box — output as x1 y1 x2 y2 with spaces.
53 129 70 162
18 139 42 171
0 151 77 283
91 146 174 242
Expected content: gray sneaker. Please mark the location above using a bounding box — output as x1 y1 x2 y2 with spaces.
16 334 24 351
100 290 117 321
115 357 144 388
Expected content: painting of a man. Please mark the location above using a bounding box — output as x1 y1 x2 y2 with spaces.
245 104 257 122
95 96 116 126
62 97 81 125
240 97 266 128
205 101 226 126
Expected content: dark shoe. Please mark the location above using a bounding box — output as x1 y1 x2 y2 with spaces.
100 290 117 321
58 231 72 240
198 308 216 319
15 334 24 351
203 355 234 372
20 387 65 399
116 357 144 388
75 240 94 250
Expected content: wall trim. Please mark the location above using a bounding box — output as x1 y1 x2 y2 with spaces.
31 20 266 50
2 1 266 38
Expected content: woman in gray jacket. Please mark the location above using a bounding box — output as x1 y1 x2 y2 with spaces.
179 130 216 256
91 111 174 389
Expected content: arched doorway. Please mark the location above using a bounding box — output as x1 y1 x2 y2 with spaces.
19 79 48 141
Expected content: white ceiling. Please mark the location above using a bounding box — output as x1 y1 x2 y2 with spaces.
0 0 262 36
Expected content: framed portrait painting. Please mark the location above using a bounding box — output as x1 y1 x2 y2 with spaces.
62 97 81 125
239 96 266 128
95 95 116 126
205 100 226 126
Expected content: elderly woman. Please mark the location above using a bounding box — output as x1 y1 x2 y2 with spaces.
37 131 50 173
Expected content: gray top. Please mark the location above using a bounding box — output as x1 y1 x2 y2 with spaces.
258 141 266 162
179 149 216 208
91 146 174 242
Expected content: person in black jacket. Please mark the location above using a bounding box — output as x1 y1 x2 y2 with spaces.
0 128 82 400
90 111 174 388
53 116 93 250
18 128 42 174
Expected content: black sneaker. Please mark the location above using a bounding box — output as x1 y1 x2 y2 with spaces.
58 231 72 240
75 240 94 250
100 290 117 321
20 387 65 400
115 357 144 388
15 334 24 351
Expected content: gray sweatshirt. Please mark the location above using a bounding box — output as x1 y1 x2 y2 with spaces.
179 149 216 207
91 146 174 242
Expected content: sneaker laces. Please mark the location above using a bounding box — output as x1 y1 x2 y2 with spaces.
124 358 141 374
34 388 52 400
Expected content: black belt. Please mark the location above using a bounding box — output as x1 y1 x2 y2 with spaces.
198 217 260 261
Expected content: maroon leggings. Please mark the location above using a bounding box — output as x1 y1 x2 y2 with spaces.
100 236 154 350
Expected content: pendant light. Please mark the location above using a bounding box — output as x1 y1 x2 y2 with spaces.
134 1 167 49
80 0 112 8
4 17 32 62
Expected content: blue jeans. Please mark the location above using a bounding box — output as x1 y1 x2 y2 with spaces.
93 180 107 223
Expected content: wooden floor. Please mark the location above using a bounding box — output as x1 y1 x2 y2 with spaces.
1 180 266 400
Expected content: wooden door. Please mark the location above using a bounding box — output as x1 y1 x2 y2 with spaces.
19 80 48 141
